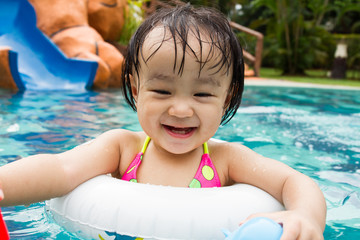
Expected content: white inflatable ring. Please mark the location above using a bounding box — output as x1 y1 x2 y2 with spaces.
46 175 284 240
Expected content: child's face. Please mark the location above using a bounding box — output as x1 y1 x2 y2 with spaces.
132 27 232 155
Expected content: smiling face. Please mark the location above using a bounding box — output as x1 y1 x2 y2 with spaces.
131 26 232 155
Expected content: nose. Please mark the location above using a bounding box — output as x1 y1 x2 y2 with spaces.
168 99 194 118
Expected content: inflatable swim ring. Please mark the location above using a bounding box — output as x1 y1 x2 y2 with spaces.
46 175 284 240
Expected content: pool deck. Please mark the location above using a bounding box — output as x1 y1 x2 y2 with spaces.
245 77 360 90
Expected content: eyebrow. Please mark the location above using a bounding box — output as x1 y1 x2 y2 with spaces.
148 73 171 81
148 73 221 87
197 76 221 87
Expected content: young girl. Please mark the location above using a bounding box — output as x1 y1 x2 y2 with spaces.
0 4 326 239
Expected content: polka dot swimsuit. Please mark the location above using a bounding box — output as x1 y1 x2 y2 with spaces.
121 136 221 188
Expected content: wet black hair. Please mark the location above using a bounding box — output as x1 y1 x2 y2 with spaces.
122 4 244 125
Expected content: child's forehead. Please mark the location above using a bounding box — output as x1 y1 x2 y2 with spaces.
140 25 229 76
143 26 213 56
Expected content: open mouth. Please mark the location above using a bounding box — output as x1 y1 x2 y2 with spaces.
163 125 196 137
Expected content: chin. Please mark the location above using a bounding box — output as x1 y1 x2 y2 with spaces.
161 139 202 155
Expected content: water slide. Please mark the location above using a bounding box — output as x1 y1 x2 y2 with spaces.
0 0 98 90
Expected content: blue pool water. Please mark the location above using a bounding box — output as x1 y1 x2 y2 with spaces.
0 86 359 239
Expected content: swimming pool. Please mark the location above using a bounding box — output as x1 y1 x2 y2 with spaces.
0 86 359 239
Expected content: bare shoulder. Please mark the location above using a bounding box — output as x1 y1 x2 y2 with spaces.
99 130 147 175
207 139 257 185
208 138 257 159
96 128 139 141
56 129 146 183
82 129 143 149
208 139 274 185
108 130 146 153
208 139 263 167
208 138 298 188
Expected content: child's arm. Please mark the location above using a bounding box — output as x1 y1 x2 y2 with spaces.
0 129 128 207
0 181 3 201
0 153 76 206
225 143 326 240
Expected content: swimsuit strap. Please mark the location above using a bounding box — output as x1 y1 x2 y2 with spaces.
203 141 209 154
121 136 150 183
141 136 151 153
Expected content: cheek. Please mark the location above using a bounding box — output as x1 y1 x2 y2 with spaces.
199 104 223 124
217 101 227 123
135 99 147 120
136 100 159 122
137 106 152 132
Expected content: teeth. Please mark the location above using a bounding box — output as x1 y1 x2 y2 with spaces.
172 128 189 134
166 125 194 134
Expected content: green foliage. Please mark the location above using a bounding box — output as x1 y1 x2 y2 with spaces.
262 22 335 73
118 0 148 45
235 32 258 56
228 0 360 78
117 0 360 79
326 0 360 34
249 0 336 75
340 34 360 78
188 0 236 14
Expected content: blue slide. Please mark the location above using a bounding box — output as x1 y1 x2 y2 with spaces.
0 0 97 90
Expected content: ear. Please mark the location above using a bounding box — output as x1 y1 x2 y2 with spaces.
223 91 232 113
130 74 139 101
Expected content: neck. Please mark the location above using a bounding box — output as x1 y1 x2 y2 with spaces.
147 140 203 166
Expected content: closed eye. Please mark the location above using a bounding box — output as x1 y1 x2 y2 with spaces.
152 89 171 95
194 92 213 97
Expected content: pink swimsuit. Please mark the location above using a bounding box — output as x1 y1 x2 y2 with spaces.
121 136 221 188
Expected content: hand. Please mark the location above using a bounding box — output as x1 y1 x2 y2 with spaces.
240 210 324 240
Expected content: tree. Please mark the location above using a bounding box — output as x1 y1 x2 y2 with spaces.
245 0 335 75
188 0 236 14
329 0 360 34
171 0 359 76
